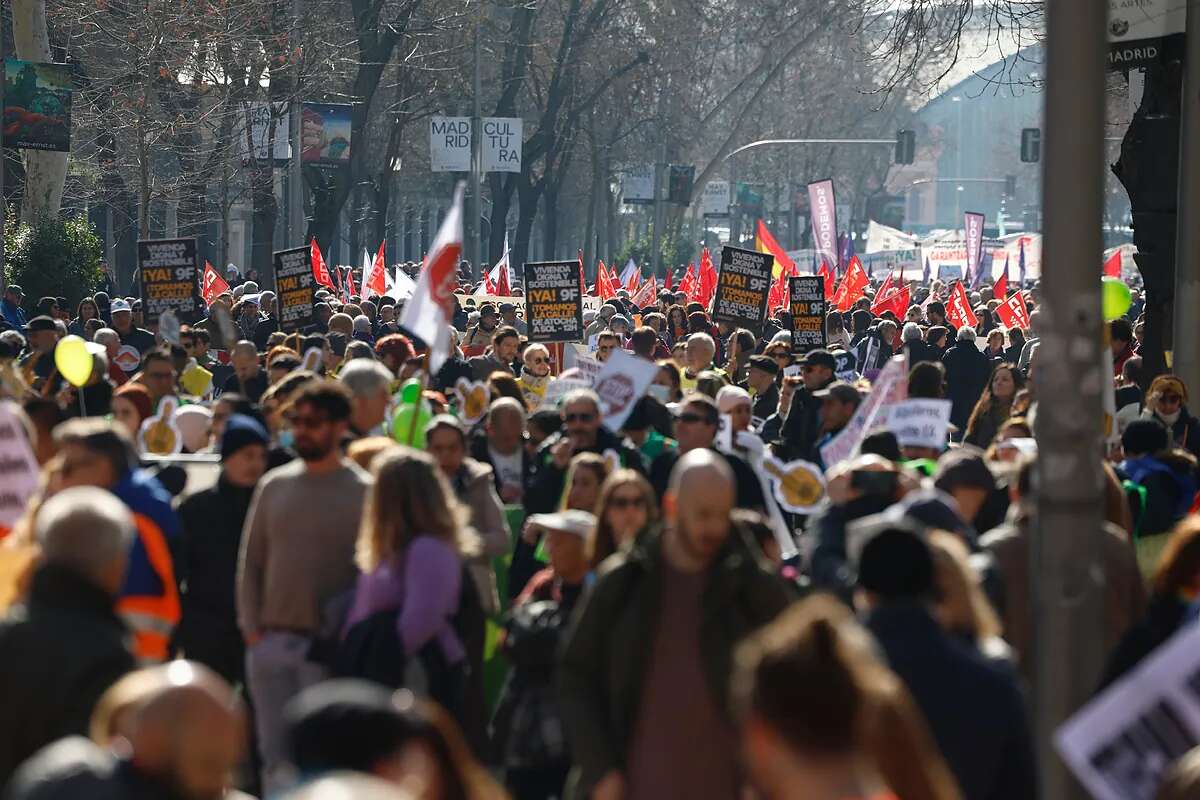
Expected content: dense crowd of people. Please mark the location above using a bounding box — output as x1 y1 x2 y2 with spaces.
0 257 1196 800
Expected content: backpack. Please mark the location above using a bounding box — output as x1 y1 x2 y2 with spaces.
333 562 485 719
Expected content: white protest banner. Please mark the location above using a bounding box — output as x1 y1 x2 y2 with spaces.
888 399 952 450
593 349 660 432
865 220 918 253
0 400 42 533
716 413 734 453
1056 622 1200 800
481 117 522 172
819 354 908 468
542 377 591 408
429 116 471 172
237 102 290 162
563 343 603 384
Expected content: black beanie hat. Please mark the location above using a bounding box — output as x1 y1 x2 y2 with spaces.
221 413 269 461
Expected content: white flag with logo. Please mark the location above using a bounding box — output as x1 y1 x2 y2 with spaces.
399 183 465 372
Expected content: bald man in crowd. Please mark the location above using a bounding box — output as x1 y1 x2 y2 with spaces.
5 661 247 800
558 450 791 800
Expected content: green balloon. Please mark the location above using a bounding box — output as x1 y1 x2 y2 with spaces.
1102 277 1132 321
399 378 422 404
391 403 431 447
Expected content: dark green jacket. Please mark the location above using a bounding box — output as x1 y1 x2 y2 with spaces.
555 524 791 799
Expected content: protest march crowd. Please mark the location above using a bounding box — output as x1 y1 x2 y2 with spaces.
0 188 1198 800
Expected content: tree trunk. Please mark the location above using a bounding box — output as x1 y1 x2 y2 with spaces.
12 0 67 221
514 177 540 268
1113 49 1183 390
249 165 277 278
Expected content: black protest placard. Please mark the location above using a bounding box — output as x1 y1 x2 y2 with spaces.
788 276 827 354
138 238 200 325
524 261 584 342
714 246 772 334
273 247 315 332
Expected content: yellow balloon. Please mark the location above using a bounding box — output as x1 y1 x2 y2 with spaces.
54 336 94 387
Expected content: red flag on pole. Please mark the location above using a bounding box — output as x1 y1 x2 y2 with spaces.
664 267 673 291
946 281 980 329
596 259 616 300
494 258 511 296
578 249 586 297
345 266 358 301
201 261 230 305
995 290 1031 329
1103 249 1122 278
398 183 465 372
993 252 1009 299
310 239 334 290
817 260 835 299
631 274 658 307
871 283 910 318
698 248 717 307
363 242 387 300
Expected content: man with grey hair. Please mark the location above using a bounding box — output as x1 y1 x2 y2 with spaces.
338 359 393 441
942 322 992 435
901 321 939 366
526 388 644 513
0 487 136 781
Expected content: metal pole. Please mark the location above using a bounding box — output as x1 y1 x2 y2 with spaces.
471 18 483 281
955 98 963 223
1173 1 1200 389
289 0 303 251
651 155 664 279
1 41 6 292
1033 0 1107 795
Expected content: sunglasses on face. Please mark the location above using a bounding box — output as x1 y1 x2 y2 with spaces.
1162 394 1183 404
676 412 710 425
801 365 818 373
288 414 332 429
609 495 646 510
564 412 595 423
530 357 549 364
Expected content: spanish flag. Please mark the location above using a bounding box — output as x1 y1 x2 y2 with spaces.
756 219 796 278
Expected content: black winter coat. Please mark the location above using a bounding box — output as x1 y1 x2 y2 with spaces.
865 603 1037 800
174 478 255 681
0 567 134 788
942 339 993 433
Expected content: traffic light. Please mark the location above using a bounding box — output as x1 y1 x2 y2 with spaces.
667 165 695 204
1005 174 1017 196
895 130 916 165
1020 128 1041 163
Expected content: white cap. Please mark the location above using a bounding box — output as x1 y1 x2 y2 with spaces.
527 510 597 539
110 298 131 313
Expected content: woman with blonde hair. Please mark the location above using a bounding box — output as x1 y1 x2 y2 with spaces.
591 469 657 567
561 452 610 512
733 594 961 800
341 447 481 715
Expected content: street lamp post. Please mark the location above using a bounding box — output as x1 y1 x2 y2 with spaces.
952 96 963 223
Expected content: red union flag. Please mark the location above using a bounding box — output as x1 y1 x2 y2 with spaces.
995 290 1031 330
946 281 980 329
310 239 335 290
400 182 464 372
200 261 230 305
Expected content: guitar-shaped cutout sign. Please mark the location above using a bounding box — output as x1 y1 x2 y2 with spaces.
301 347 324 373
453 378 491 425
138 395 183 456
760 456 826 513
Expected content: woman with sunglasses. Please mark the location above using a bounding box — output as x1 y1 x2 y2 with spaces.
518 344 552 410
591 469 658 568
1143 375 1200 459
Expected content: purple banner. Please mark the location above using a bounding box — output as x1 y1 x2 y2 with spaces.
807 179 838 268
963 211 985 284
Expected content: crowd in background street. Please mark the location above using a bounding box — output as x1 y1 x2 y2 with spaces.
0 250 1198 800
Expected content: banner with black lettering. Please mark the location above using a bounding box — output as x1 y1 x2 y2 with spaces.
138 238 200 325
524 261 584 342
714 246 773 334
273 246 315 332
788 276 827 354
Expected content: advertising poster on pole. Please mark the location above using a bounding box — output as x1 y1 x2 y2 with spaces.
300 103 352 164
713 246 772 335
138 238 200 325
3 59 72 151
524 261 584 342
788 276 827 354
273 247 316 332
